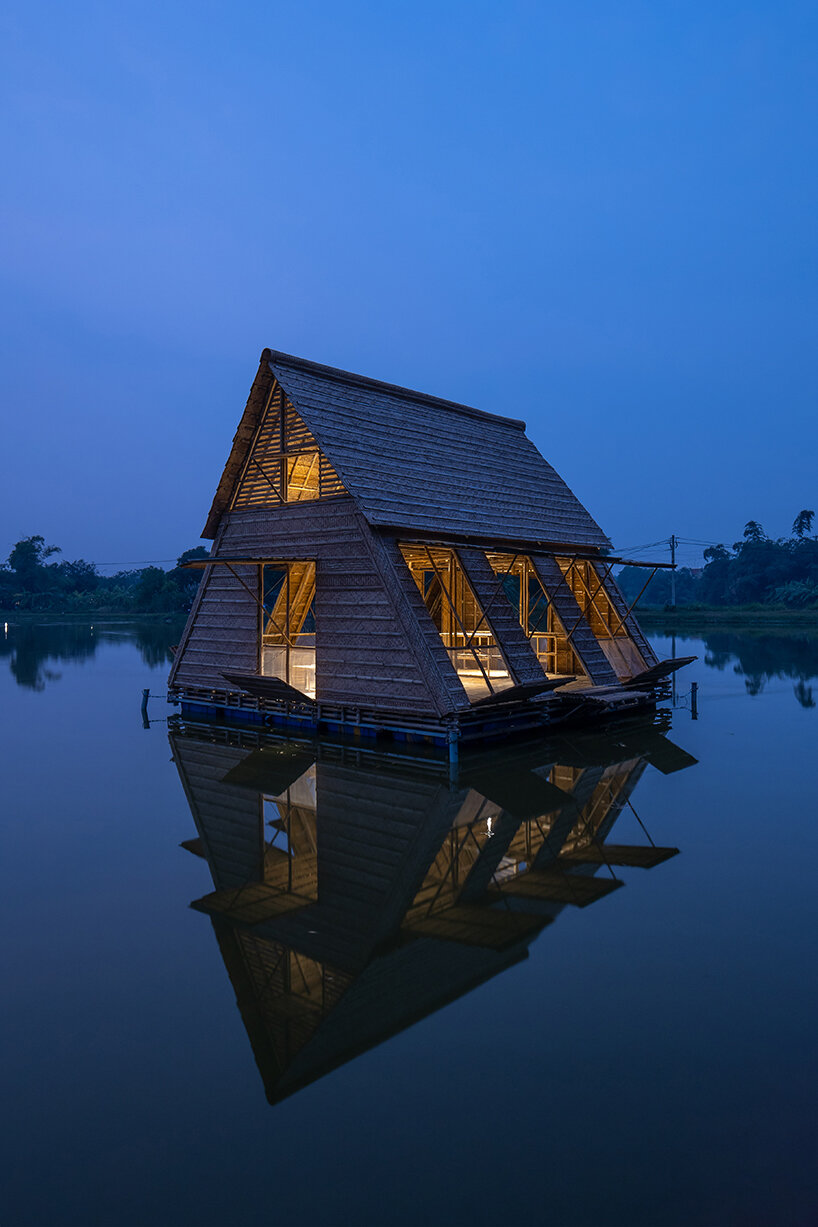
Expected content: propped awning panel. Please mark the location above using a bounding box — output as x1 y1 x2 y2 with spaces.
622 657 697 690
221 670 314 705
469 677 571 709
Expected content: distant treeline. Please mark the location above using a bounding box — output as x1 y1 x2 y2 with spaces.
0 535 210 613
6 512 818 617
618 512 818 609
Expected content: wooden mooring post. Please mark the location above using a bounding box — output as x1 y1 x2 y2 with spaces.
447 722 460 783
141 688 150 729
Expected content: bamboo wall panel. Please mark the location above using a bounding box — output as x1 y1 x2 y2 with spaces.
456 546 547 686
171 562 260 688
230 387 346 511
362 531 472 715
231 386 286 509
197 503 461 714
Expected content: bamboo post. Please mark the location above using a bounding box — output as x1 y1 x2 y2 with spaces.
447 721 460 781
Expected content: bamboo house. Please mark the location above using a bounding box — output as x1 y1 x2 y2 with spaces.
169 350 692 754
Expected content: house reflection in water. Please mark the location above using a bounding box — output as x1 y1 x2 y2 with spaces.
170 719 696 1104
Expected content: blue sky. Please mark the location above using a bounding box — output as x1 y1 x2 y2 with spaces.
1 0 816 571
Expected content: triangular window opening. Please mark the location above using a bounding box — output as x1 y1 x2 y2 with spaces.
555 558 646 679
485 553 590 681
231 388 345 509
399 544 516 702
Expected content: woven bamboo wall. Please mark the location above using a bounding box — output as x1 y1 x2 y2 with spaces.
171 499 470 715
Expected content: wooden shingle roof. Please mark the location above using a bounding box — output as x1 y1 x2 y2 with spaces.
204 349 610 548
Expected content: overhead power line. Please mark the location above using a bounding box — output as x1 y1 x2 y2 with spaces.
613 538 670 555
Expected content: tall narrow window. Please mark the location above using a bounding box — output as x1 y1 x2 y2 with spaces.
399 545 514 700
232 389 345 509
486 553 587 679
260 562 316 697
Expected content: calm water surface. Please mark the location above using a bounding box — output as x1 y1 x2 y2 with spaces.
1 619 817 1227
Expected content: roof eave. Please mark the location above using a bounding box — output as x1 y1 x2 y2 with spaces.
368 523 613 555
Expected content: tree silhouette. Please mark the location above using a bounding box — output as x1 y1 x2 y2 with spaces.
617 511 818 608
792 509 815 539
176 546 210 568
8 536 61 590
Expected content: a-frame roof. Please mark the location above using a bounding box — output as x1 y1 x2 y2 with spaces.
204 349 610 548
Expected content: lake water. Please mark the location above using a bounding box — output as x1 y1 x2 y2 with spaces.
1 619 817 1227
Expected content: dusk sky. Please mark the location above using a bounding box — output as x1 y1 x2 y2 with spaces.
2 1 816 573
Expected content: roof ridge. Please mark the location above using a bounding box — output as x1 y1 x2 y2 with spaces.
263 348 527 432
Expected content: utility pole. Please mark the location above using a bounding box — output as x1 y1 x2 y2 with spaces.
670 534 677 608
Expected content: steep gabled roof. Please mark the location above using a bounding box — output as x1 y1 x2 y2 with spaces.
204 349 610 548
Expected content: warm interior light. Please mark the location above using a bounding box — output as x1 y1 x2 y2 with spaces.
231 389 343 510
399 544 515 700
260 561 317 696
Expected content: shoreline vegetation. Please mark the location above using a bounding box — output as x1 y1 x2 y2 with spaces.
618 512 818 613
0 535 208 616
3 514 818 626
638 607 818 627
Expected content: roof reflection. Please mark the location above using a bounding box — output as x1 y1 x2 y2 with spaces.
170 717 696 1104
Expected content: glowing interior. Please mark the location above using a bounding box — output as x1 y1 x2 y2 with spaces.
399 544 514 700
260 561 317 697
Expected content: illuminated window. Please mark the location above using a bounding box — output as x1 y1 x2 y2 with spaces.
399 544 514 700
260 562 316 697
555 558 646 678
486 553 587 679
232 389 344 509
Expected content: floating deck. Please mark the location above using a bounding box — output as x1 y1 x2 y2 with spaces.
168 660 690 758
